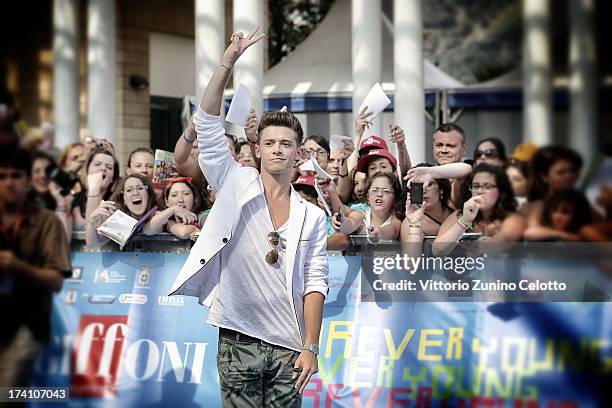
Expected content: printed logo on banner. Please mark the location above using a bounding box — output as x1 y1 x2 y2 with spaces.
94 269 128 284
135 267 151 288
94 269 109 283
65 289 77 305
69 266 83 282
119 293 148 304
87 294 116 304
71 315 129 398
157 295 184 307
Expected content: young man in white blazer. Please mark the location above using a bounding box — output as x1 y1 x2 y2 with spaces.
169 26 328 407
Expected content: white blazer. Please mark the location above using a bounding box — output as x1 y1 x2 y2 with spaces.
169 109 329 340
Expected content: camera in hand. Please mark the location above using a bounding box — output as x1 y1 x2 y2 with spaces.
410 182 423 205
46 163 78 196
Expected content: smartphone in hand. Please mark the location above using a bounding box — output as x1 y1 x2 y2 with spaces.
410 182 423 205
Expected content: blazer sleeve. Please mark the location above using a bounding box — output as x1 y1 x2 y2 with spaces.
192 108 240 192
303 210 329 299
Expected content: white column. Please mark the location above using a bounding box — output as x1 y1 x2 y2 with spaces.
87 0 116 144
569 0 597 160
53 0 80 147
394 0 425 164
195 0 224 100
352 0 383 140
233 0 264 115
523 0 552 146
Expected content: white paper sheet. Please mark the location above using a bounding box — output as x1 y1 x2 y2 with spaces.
299 158 332 180
358 83 391 120
329 134 352 151
314 181 332 217
225 83 252 127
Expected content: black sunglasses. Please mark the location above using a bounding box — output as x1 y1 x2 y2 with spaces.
474 149 499 159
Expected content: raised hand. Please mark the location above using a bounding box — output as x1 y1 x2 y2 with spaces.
404 167 434 186
405 195 425 225
340 139 355 160
462 196 484 222
245 108 259 143
355 106 373 139
389 124 405 145
222 25 266 69
87 172 105 195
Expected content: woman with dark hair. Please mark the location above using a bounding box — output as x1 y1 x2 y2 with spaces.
401 163 453 241
473 138 507 167
524 189 593 241
147 177 202 240
433 164 526 255
526 145 584 233
85 173 170 248
341 172 403 241
528 146 582 201
126 147 155 178
72 146 121 227
506 159 530 212
303 135 330 169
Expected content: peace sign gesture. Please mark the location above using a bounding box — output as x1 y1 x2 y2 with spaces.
222 25 266 69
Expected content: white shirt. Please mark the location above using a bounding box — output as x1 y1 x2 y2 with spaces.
207 193 303 351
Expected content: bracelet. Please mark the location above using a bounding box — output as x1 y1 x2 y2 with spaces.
221 62 233 71
87 194 100 198
457 216 472 230
338 171 349 177
183 133 195 144
246 138 258 146
408 224 422 229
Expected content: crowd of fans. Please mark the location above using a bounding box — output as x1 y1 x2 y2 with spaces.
1 88 611 254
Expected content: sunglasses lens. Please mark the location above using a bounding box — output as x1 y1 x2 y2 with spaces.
265 250 278 264
267 231 280 246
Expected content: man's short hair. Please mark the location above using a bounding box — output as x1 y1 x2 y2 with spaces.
434 123 466 144
0 146 32 177
257 111 303 145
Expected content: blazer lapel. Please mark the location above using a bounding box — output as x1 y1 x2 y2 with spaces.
285 188 306 292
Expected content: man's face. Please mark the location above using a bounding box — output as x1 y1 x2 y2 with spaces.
127 152 154 178
433 131 466 165
0 167 30 207
255 126 301 176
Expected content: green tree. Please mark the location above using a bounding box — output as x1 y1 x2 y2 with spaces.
268 0 335 67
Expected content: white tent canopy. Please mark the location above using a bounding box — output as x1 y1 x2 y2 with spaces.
262 0 464 98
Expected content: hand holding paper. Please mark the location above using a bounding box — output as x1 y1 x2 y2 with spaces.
299 158 332 180
358 83 391 121
226 83 252 127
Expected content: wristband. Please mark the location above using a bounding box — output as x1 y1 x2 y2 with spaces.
408 224 422 229
221 62 233 71
183 133 195 144
457 216 473 229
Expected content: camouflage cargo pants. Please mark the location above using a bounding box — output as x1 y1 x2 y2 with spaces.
217 329 302 407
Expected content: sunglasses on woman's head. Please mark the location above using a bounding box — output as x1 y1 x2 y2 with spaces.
474 149 499 159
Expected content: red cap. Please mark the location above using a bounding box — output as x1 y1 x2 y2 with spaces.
292 175 316 187
359 136 388 154
356 149 398 173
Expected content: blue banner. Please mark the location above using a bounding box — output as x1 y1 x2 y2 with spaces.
29 252 610 407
